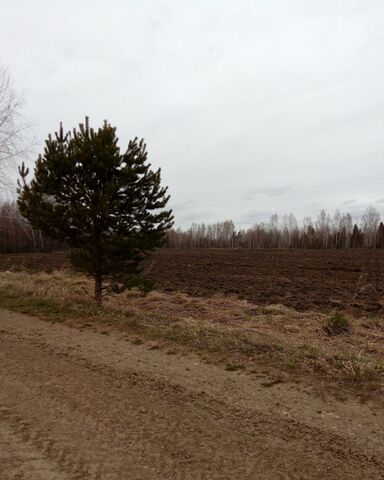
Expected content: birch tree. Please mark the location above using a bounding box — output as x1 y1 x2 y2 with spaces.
0 67 29 189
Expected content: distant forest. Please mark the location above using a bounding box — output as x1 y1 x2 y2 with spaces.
1 201 384 253
167 207 384 250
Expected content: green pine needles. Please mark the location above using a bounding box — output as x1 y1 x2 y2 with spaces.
18 118 174 305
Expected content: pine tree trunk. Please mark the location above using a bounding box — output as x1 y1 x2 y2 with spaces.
95 273 102 306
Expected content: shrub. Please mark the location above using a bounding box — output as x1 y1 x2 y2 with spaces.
324 312 350 336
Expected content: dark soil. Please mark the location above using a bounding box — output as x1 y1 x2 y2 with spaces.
1 249 383 315
0 251 71 273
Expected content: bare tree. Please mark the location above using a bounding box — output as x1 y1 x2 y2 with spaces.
163 207 384 250
361 205 380 248
0 67 29 190
315 209 331 247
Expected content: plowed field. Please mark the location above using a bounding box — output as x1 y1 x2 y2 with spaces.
1 249 383 314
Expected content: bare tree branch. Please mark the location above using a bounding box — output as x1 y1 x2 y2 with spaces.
0 66 32 191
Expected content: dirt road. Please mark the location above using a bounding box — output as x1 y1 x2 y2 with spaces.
1 309 383 479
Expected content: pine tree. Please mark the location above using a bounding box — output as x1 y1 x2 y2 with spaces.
18 118 174 305
351 224 363 248
376 222 384 248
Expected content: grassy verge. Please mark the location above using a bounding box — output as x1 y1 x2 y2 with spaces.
0 271 383 398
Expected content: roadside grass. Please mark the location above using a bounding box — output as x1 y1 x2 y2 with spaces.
0 270 383 397
324 312 350 336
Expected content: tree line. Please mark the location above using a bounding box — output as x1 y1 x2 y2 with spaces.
1 203 384 253
166 207 384 249
0 200 62 253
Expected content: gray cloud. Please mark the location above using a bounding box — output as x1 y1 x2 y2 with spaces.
242 186 293 201
1 0 384 227
238 209 277 226
341 199 358 206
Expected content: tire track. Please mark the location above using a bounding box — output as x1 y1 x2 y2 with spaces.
1 311 383 479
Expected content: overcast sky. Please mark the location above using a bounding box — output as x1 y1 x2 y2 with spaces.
1 0 384 227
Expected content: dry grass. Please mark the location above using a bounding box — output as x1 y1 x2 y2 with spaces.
0 270 383 395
